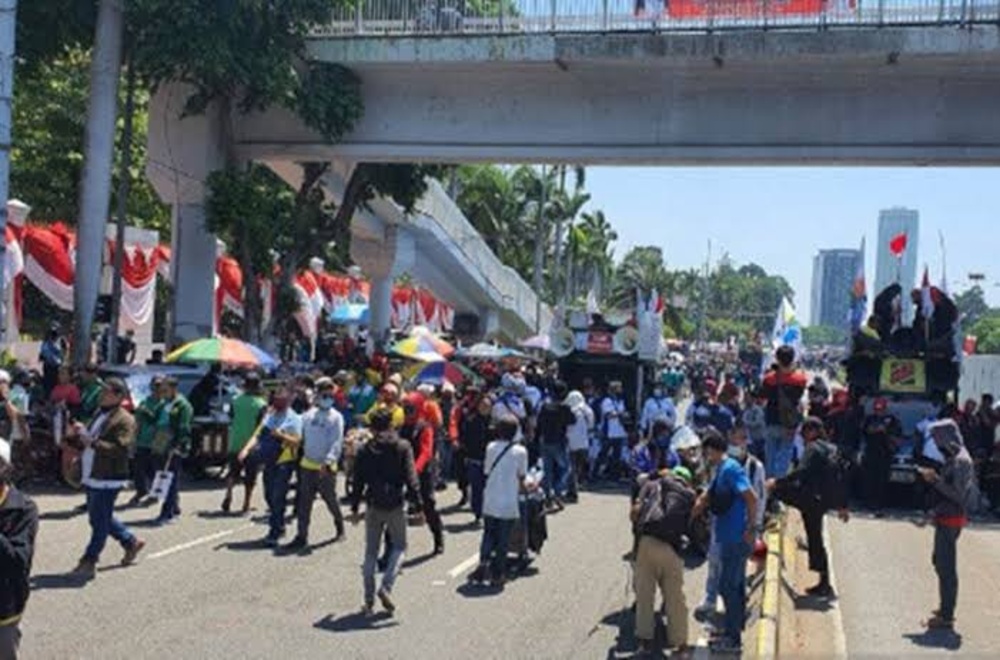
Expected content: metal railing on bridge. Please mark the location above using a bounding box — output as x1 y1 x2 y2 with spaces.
313 0 1000 37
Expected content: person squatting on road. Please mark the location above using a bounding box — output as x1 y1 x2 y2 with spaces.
69 378 146 579
630 460 696 655
350 409 423 616
286 378 346 551
768 417 850 599
917 419 974 630
0 439 38 660
693 430 758 654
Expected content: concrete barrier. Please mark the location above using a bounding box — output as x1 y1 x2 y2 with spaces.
755 521 785 659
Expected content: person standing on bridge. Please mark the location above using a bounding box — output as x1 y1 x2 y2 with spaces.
917 419 973 630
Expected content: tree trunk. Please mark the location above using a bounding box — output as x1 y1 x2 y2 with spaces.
107 55 136 364
73 0 124 366
240 237 262 344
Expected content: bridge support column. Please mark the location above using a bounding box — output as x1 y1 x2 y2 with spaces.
479 307 500 340
351 225 411 348
170 205 218 343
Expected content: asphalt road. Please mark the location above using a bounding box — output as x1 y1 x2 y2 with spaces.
19 478 726 660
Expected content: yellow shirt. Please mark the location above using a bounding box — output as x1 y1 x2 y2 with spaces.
300 457 338 472
365 403 405 429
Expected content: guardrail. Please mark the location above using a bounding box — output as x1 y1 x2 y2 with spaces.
313 0 1000 37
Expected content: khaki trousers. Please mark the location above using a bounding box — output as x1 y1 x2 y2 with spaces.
634 535 688 648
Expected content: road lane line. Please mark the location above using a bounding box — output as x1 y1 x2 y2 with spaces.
446 552 481 579
823 525 848 658
147 524 255 560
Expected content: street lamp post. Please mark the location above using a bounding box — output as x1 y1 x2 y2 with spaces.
0 0 18 348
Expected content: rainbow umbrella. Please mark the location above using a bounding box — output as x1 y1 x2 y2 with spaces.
407 361 479 386
391 333 454 362
166 337 279 368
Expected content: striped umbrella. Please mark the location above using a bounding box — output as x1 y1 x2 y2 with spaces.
391 333 455 362
165 337 279 368
406 361 480 386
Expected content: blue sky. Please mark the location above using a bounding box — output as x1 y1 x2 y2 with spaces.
582 167 1000 323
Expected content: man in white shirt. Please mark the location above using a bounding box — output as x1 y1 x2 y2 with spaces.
286 378 346 551
472 415 529 588
597 381 630 480
640 386 677 439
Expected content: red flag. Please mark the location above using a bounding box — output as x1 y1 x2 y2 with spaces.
889 232 908 257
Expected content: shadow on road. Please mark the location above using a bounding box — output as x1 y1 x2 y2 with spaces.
217 538 271 552
37 508 86 522
598 606 670 659
401 551 439 570
781 578 837 613
30 573 91 591
903 629 963 651
196 509 247 521
313 612 398 633
443 520 481 535
455 582 504 599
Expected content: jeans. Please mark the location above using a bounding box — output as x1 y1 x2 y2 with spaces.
466 459 485 519
479 516 515 578
132 447 155 499
541 444 570 500
702 521 722 609
363 507 407 604
765 426 794 478
157 454 182 522
263 461 295 539
0 622 20 660
84 488 135 562
568 449 589 496
718 541 751 643
596 436 626 479
933 524 962 620
295 468 344 540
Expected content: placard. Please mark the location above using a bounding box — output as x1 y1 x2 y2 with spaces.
879 359 927 394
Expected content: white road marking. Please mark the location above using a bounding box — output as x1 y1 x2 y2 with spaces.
446 552 481 579
431 580 446 587
147 524 255 560
823 525 849 658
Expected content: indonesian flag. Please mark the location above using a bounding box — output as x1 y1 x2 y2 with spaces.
889 232 908 257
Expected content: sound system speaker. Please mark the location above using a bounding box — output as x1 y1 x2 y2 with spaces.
452 313 480 336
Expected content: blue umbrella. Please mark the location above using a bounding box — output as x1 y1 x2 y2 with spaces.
330 303 370 325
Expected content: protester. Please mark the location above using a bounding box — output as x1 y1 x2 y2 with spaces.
286 378 346 550
451 385 481 507
861 397 901 517
0 374 26 449
49 366 81 412
761 346 808 478
693 430 758 654
350 409 422 616
597 381 630 480
69 378 146 578
0 438 38 660
470 415 529 588
127 376 164 506
768 417 848 599
917 419 974 630
77 364 105 425
640 384 677 439
347 373 377 428
239 387 303 546
742 392 768 458
535 381 575 511
631 466 695 655
400 393 445 554
565 390 594 501
459 394 493 523
39 327 65 395
222 373 267 514
116 329 137 365
153 377 193 526
365 384 405 429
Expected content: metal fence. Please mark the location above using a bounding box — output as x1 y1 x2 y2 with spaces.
312 0 1000 37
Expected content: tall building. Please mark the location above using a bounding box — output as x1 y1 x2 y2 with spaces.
875 207 920 323
810 249 862 328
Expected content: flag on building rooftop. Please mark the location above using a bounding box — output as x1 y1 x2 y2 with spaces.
849 237 867 334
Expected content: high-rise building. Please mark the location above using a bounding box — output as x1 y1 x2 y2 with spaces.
875 207 920 323
810 249 862 328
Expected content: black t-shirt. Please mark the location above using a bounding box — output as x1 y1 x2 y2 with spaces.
862 414 901 455
536 401 576 447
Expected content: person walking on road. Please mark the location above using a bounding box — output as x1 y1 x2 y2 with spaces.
693 430 758 654
153 377 194 526
565 390 594 502
459 394 493 524
470 415 529 588
631 466 695 655
400 393 445 555
69 379 146 578
1 439 39 660
767 417 849 599
286 378 346 550
350 409 422 616
128 376 164 507
917 419 974 630
535 381 575 512
222 373 267 514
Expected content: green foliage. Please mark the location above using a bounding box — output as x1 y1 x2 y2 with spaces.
295 63 364 143
15 1 95 70
970 313 1000 354
802 325 848 347
954 286 991 330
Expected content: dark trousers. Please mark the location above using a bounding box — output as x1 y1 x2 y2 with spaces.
568 449 589 496
295 468 344 540
479 516 515 577
863 448 890 510
933 524 962 620
263 461 295 539
418 468 444 546
466 459 485 519
84 488 135 562
132 447 155 499
802 506 829 578
596 437 626 479
454 445 468 492
156 454 182 522
0 622 21 660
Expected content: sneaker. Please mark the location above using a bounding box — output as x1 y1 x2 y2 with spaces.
434 541 445 555
361 602 375 616
377 587 396 614
468 565 489 584
153 517 176 527
221 496 232 513
126 495 143 507
72 558 97 580
283 536 308 551
694 603 716 621
925 615 955 630
263 535 282 548
457 495 469 508
490 574 507 589
805 583 835 598
121 539 146 566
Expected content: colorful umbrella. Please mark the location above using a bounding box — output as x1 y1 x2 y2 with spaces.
391 333 455 361
406 361 479 386
457 342 528 360
329 303 370 325
165 337 279 368
519 334 550 351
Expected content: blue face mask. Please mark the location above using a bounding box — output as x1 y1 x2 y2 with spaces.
317 396 335 411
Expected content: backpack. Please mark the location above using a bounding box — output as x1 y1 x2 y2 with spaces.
637 475 696 551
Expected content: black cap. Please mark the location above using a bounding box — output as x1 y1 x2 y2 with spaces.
103 378 129 396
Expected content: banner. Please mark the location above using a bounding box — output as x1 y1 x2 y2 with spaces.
879 358 927 394
667 0 825 17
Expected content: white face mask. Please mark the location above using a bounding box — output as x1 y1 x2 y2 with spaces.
317 396 335 411
727 445 747 461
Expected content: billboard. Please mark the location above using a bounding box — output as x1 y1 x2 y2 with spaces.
665 0 828 18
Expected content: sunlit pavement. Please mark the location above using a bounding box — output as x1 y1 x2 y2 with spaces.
19 477 727 659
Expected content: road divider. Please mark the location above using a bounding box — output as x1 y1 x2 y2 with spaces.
755 520 785 660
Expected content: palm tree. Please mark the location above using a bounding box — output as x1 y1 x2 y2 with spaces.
576 210 617 299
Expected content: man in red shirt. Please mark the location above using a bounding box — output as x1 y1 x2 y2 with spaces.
400 393 444 555
761 346 808 478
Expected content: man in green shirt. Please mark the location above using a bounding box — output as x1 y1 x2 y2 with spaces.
77 364 105 425
222 373 267 514
153 377 193 526
128 376 165 507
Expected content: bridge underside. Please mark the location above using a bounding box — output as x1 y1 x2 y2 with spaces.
235 27 1000 165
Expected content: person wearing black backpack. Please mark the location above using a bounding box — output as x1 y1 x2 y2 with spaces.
631 468 696 655
767 417 850 599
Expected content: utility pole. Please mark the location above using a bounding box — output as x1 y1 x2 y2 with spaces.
533 164 547 333
698 239 711 347
0 0 18 348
